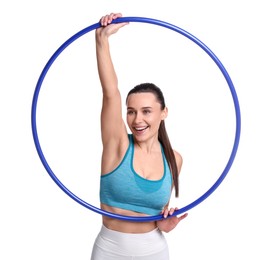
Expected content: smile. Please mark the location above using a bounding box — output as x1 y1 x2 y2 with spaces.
134 126 149 132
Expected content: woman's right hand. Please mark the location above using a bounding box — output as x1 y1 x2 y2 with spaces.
96 13 129 38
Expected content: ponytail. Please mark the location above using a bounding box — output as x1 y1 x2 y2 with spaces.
158 120 179 197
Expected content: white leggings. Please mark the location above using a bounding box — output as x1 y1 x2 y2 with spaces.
91 225 169 260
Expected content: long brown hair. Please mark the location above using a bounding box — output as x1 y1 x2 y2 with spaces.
126 83 179 197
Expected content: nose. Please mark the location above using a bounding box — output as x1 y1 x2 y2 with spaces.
134 112 143 123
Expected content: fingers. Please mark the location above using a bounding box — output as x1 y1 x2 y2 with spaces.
162 208 169 218
162 207 188 219
100 13 123 26
179 213 188 220
162 207 177 218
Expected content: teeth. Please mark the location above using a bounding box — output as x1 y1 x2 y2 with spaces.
135 127 147 131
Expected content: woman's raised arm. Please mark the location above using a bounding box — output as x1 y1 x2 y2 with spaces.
95 13 129 147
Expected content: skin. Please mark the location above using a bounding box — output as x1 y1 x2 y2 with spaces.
96 13 188 233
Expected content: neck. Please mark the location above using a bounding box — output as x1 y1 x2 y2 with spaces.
133 135 160 154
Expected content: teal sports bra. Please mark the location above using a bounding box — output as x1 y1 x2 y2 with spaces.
100 134 172 215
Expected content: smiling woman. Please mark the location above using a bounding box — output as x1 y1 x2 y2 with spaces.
31 14 240 229
92 13 189 259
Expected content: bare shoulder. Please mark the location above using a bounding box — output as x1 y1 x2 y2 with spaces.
173 150 183 174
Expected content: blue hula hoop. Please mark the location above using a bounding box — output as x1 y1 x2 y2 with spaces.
31 17 241 222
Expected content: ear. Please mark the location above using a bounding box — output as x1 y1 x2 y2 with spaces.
161 107 168 120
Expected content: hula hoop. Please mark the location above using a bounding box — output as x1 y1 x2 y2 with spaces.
31 17 241 222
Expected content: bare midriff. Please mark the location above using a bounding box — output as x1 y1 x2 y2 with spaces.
101 203 158 233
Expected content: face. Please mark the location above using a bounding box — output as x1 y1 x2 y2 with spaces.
126 92 168 141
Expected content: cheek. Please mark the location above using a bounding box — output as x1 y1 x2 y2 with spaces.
149 114 162 125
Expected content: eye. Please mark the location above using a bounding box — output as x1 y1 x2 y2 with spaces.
127 110 135 115
143 109 151 114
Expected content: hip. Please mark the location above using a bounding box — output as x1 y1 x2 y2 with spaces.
91 225 169 259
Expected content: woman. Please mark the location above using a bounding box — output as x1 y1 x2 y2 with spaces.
91 13 188 260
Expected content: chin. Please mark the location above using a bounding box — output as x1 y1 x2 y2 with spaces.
133 131 156 143
132 131 148 141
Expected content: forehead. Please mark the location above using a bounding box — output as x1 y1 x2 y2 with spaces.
126 92 159 107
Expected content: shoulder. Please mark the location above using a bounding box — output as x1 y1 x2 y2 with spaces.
173 150 183 174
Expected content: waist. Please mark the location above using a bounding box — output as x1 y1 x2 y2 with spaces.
101 203 157 233
100 224 162 239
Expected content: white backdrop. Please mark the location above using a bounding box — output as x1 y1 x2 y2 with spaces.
1 1 277 259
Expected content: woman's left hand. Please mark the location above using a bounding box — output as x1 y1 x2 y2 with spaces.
156 207 188 233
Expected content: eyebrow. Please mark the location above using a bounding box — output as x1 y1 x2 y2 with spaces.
127 106 153 110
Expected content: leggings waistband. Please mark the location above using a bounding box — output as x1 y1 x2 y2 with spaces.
100 225 162 240
92 225 169 258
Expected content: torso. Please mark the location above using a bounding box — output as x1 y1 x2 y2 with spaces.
100 135 167 233
100 134 181 234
